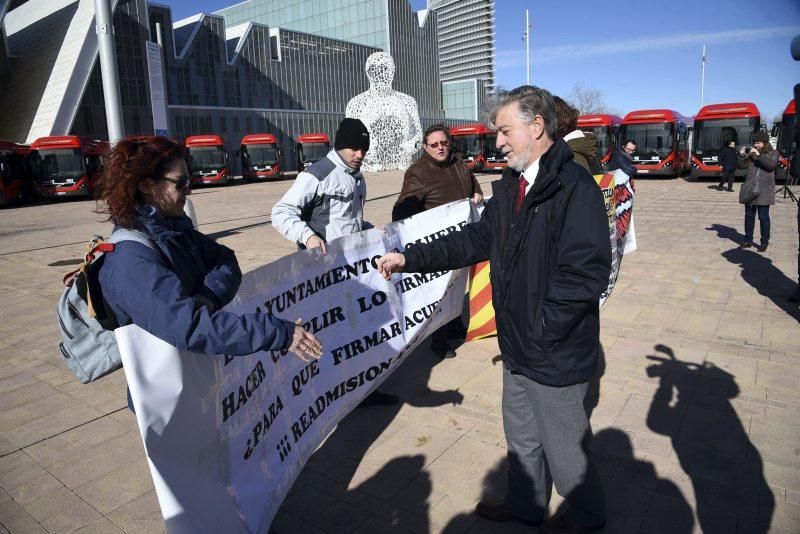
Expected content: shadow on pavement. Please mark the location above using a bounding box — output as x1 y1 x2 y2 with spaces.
707 224 799 321
272 340 463 531
645 343 774 533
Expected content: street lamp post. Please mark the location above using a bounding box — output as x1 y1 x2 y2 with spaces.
94 0 124 143
523 9 533 85
700 45 710 109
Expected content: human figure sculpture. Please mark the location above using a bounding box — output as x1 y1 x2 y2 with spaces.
346 52 422 172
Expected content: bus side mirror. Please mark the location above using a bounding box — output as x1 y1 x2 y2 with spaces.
771 123 780 137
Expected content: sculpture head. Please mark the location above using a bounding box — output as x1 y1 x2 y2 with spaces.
365 52 395 89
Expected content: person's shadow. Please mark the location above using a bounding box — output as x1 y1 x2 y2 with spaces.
645 344 774 533
707 224 799 321
273 343 463 530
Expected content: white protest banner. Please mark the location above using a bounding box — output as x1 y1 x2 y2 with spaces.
117 199 478 533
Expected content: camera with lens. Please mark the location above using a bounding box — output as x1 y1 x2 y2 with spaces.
739 145 753 154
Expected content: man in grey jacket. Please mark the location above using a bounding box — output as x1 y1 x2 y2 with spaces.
272 118 372 252
271 118 397 406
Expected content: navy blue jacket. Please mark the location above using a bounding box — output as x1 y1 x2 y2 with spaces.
404 139 611 386
609 148 637 177
99 205 294 355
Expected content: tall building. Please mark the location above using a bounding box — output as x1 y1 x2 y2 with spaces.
214 0 442 119
0 0 468 172
428 0 495 121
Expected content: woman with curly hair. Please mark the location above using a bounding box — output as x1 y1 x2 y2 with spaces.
95 135 321 362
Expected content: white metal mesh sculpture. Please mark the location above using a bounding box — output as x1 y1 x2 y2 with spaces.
346 52 422 172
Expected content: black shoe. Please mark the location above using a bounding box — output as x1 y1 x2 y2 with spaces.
357 390 399 408
788 287 800 304
726 187 734 192
475 501 540 526
738 242 754 249
717 184 724 190
757 242 768 253
431 339 456 358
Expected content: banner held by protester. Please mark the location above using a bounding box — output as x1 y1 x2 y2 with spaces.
117 200 477 533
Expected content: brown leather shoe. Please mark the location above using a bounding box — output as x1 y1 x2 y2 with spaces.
475 501 540 526
738 241 754 249
757 242 768 253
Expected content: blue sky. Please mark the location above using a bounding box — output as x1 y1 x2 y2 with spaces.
161 0 800 121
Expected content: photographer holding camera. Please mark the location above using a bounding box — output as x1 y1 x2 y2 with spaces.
738 131 780 252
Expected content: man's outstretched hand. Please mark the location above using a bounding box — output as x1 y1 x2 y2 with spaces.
376 253 406 280
305 235 327 254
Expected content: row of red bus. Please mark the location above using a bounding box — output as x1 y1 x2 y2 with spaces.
451 100 797 180
0 132 335 206
2 100 795 206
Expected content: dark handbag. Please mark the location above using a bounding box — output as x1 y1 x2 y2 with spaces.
739 170 761 204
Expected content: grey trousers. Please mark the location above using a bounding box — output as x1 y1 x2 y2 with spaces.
502 366 606 527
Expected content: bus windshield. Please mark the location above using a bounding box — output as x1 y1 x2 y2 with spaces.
30 148 85 180
452 134 481 157
300 142 328 163
777 115 796 155
579 126 610 156
245 144 278 166
189 146 225 172
483 133 505 159
693 117 759 157
622 123 674 158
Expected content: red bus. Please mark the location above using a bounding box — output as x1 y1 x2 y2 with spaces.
691 102 761 180
577 114 622 172
29 136 108 198
240 134 282 181
0 141 32 206
186 135 231 185
773 100 795 181
621 109 692 177
450 124 507 171
296 133 330 171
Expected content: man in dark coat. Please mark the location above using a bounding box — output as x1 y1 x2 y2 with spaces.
610 139 638 177
392 124 484 358
718 139 739 191
378 86 610 532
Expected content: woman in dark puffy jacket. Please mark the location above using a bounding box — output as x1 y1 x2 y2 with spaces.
95 136 321 361
738 131 779 253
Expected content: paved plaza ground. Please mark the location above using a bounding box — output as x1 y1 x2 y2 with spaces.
0 171 799 533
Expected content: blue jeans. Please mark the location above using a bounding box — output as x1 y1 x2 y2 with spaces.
744 205 770 245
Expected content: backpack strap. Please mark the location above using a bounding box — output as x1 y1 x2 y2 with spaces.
109 228 157 252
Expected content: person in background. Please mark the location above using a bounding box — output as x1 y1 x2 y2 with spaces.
377 85 610 533
610 139 637 177
95 136 322 368
552 96 602 175
392 124 483 358
717 139 739 192
738 131 779 253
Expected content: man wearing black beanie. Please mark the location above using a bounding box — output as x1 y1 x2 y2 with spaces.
272 119 398 406
273 117 371 253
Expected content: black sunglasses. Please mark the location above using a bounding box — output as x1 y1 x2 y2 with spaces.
160 175 191 191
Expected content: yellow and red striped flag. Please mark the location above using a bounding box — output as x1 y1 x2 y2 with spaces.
465 260 497 341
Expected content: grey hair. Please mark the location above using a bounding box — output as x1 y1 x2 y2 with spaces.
488 85 558 140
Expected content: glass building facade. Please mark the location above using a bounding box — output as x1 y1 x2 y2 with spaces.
64 0 468 171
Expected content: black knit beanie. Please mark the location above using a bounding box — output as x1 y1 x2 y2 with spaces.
752 131 770 145
335 118 370 151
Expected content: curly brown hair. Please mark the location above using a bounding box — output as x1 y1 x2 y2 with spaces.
553 95 579 139
95 136 188 228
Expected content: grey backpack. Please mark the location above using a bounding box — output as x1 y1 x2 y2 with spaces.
57 229 156 383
